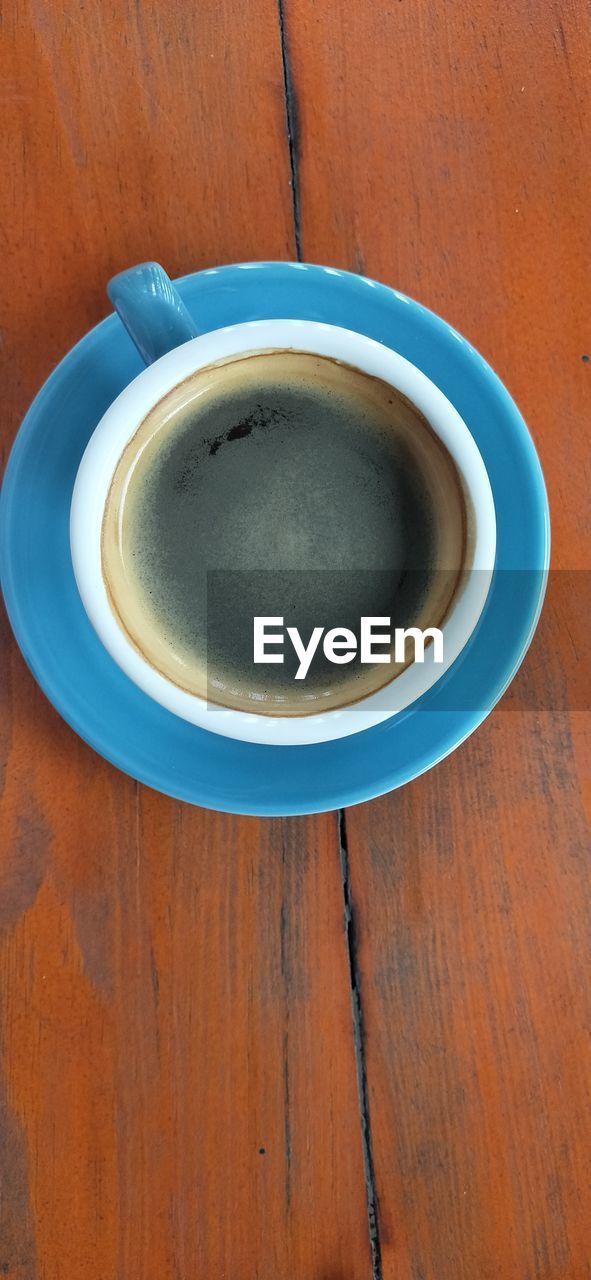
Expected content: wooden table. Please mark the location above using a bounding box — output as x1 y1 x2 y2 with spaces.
2 2 590 1276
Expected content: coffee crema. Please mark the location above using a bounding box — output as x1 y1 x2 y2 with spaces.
101 350 468 714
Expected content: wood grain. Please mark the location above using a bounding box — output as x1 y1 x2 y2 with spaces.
0 0 294 447
0 1 371 1276
0 702 371 1276
281 0 591 1274
344 716 591 1279
2 0 591 1275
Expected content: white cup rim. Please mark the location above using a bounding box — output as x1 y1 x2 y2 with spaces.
70 319 496 745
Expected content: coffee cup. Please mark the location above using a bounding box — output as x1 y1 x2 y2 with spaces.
70 262 496 745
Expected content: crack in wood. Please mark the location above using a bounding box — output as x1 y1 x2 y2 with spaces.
280 829 293 1214
338 810 383 1280
275 8 381 1266
277 0 302 261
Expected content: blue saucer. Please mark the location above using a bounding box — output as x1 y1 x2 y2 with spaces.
0 263 549 815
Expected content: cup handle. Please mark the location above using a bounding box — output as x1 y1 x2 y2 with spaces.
107 262 200 365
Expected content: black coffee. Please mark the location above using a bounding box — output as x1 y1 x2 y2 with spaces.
102 350 465 713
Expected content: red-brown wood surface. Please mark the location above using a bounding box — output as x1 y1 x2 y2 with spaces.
2 0 590 1276
0 1 370 1276
283 0 591 1275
